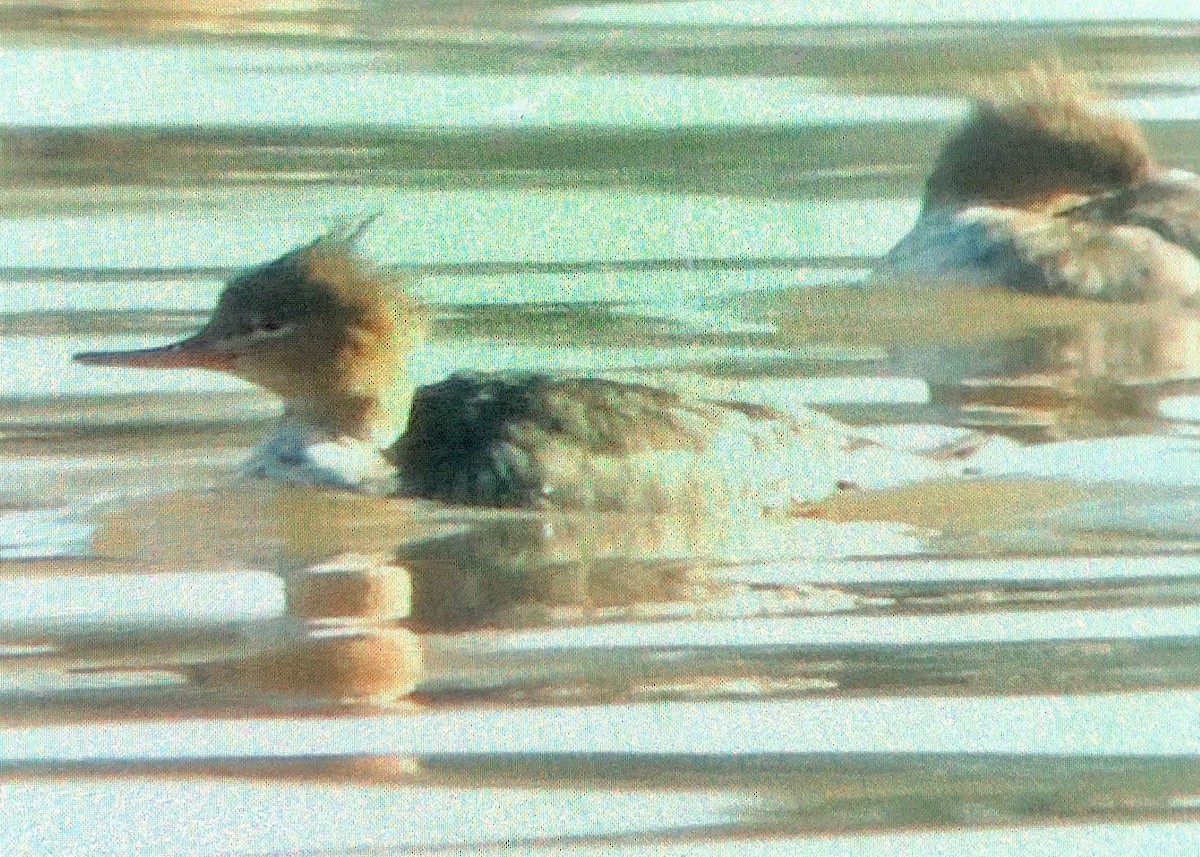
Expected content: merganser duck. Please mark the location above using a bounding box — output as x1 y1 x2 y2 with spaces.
74 224 842 513
876 66 1200 301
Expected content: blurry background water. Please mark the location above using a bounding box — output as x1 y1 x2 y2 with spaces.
8 1 1200 854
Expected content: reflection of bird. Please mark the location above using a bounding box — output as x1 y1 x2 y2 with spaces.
876 67 1200 301
191 627 424 704
75 224 840 512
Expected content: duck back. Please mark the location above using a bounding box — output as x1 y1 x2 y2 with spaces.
391 372 839 512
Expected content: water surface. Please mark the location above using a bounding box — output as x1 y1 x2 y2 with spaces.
5 1 1200 854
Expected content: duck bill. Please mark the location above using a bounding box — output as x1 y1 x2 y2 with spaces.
73 333 236 371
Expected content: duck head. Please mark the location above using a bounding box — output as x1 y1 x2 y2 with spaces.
922 65 1155 213
75 219 425 448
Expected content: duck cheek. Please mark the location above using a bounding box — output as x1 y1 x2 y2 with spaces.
233 359 312 398
221 353 284 389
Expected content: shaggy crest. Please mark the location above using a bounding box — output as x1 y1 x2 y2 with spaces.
206 215 428 365
278 215 420 320
922 64 1154 211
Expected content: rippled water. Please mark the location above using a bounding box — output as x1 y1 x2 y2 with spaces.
7 1 1200 854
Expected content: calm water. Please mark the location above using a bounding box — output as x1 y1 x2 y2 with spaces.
7 1 1200 854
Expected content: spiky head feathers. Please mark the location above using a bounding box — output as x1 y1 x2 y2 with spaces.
922 67 1153 211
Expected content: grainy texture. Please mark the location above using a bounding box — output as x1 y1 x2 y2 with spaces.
879 67 1200 302
392 372 838 511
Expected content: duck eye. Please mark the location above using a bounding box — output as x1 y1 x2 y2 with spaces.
243 315 287 336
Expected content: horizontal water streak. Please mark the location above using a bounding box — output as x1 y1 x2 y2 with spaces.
0 49 960 127
477 604 1200 651
0 779 741 854
0 195 911 269
467 821 1200 857
0 572 281 625
9 689 1200 759
733 555 1200 585
545 0 1200 26
0 255 873 285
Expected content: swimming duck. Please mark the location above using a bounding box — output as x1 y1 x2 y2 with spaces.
74 225 842 513
875 67 1200 301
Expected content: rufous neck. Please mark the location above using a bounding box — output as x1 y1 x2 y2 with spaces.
281 381 413 451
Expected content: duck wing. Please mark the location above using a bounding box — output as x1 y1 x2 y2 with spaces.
1066 171 1200 258
391 372 839 512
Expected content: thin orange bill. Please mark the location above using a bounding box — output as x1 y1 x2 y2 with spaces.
73 336 235 371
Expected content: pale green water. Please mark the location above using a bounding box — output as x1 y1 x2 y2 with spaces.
4 2 1200 855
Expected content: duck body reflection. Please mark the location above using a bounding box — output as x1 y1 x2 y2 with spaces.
877 67 1200 302
75 225 841 513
